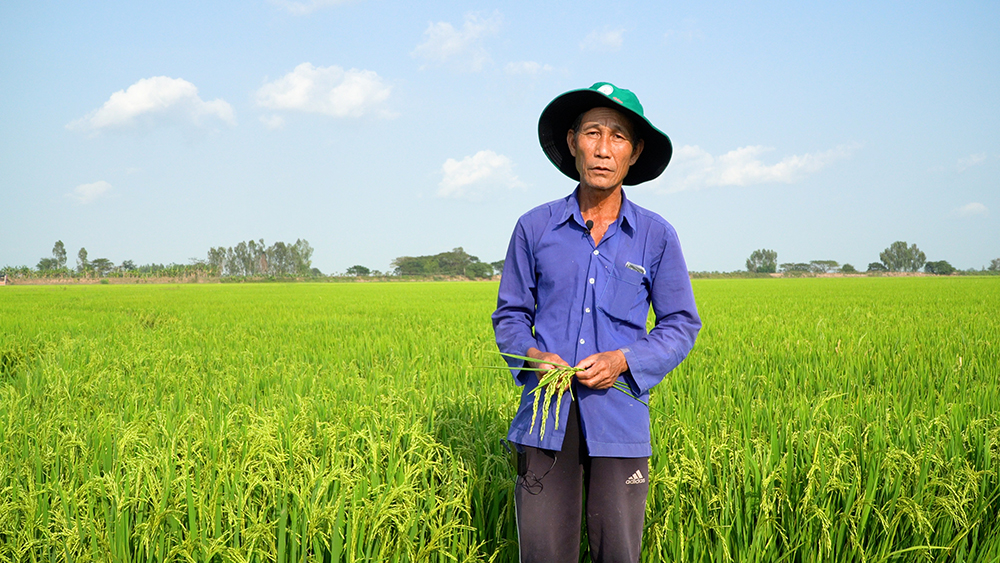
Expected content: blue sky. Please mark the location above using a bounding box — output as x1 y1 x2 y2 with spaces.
2 0 997 274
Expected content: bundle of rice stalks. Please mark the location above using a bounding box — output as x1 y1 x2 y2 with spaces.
488 352 648 439
482 352 578 439
527 365 578 439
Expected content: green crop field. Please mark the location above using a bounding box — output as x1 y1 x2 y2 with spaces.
1 278 998 562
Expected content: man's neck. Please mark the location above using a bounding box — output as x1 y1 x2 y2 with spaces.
578 184 623 246
578 184 623 221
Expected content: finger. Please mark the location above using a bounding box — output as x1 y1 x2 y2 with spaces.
533 356 559 371
579 375 609 390
575 368 604 385
578 361 606 378
543 357 568 371
580 368 616 389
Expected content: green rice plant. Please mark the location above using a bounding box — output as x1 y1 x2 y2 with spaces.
1 277 998 562
640 277 1000 562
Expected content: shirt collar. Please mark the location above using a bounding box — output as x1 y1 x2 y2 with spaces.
618 190 637 235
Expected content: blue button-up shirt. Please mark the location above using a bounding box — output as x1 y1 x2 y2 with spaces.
493 188 700 457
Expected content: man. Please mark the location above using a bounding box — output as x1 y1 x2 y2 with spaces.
492 82 701 562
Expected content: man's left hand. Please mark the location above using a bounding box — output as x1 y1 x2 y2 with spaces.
574 350 628 390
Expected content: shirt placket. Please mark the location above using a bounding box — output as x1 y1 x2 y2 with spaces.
575 224 615 361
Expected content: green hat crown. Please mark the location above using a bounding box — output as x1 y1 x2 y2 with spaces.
589 82 645 117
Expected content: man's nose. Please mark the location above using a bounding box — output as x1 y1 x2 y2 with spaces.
594 134 611 156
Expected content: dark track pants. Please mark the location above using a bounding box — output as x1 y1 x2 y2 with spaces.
514 400 649 563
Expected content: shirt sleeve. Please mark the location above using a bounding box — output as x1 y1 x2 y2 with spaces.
620 225 701 396
492 218 539 386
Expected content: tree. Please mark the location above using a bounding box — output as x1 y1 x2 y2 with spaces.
291 239 314 275
248 239 266 274
840 263 857 274
53 241 67 269
90 258 114 276
465 262 494 279
746 249 777 273
207 247 226 274
392 248 479 276
392 255 435 276
924 260 955 275
780 262 811 273
346 265 371 276
989 258 1000 272
232 241 252 276
879 241 925 272
867 262 888 272
266 241 290 275
810 260 839 273
212 238 313 277
491 260 505 273
437 247 478 275
120 260 136 272
77 248 89 274
37 257 59 271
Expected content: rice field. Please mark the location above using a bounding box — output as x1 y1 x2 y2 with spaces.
1 277 998 562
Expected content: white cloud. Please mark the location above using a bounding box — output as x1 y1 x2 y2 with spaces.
269 0 355 15
256 63 393 118
412 11 502 71
580 28 625 51
664 18 704 42
654 143 858 192
953 202 988 217
438 150 524 199
67 77 235 131
504 61 553 75
67 181 112 204
259 114 286 130
957 153 987 172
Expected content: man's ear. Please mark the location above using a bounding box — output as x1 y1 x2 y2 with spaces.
566 129 577 157
629 139 645 166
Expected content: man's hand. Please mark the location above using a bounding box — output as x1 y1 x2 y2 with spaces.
574 350 628 390
525 347 570 380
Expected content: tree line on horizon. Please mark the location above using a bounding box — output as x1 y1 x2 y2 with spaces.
383 247 503 279
5 241 504 281
206 239 315 277
5 239 1000 281
5 239 319 280
745 241 1000 276
18 240 208 279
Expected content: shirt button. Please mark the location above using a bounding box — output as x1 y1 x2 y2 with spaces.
585 307 591 313
593 250 599 256
589 278 595 284
579 339 585 344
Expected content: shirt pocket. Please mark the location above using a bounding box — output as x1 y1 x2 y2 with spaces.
598 267 647 325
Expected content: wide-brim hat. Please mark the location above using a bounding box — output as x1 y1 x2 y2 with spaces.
538 82 672 186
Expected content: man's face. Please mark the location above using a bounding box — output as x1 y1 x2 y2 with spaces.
567 106 644 193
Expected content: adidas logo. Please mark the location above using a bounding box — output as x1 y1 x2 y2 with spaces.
625 470 646 485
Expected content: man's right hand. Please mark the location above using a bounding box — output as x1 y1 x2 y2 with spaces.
525 347 569 378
